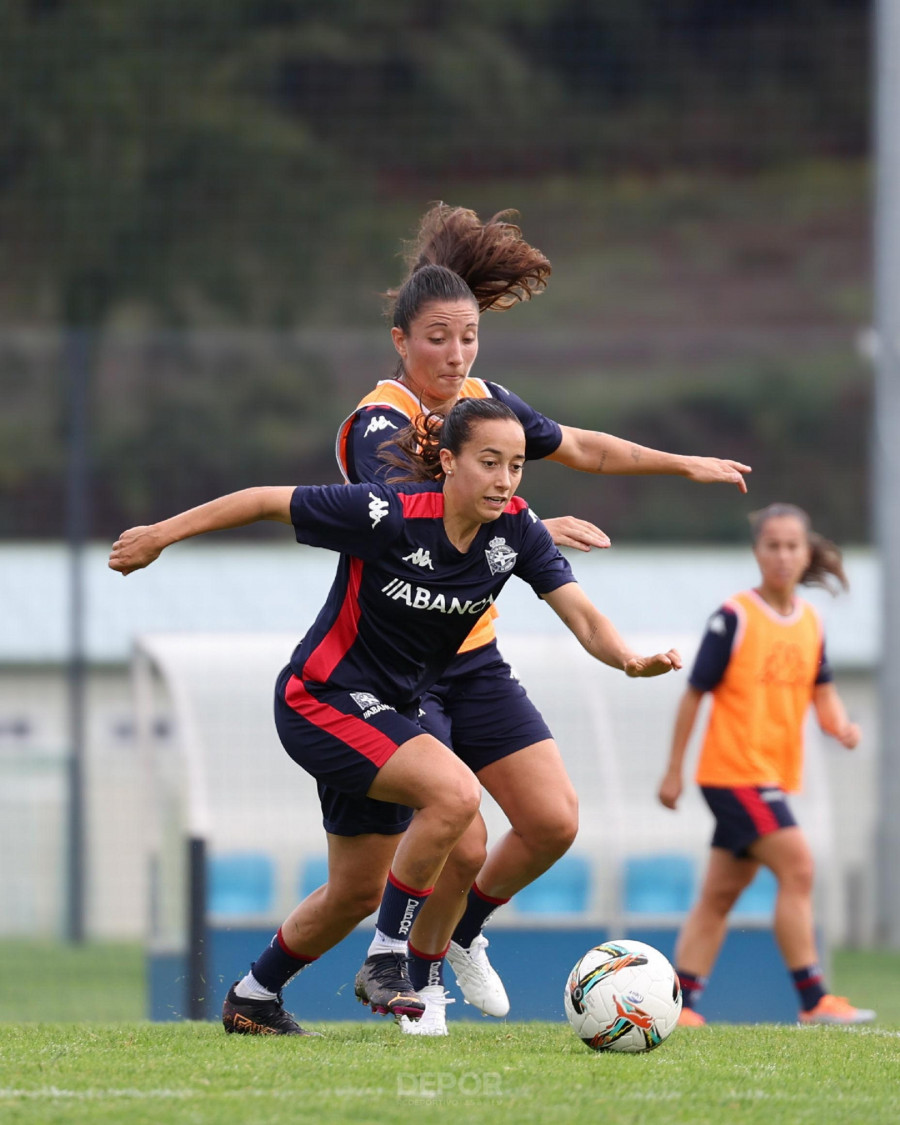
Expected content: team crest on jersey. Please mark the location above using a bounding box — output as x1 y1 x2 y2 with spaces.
350 691 393 719
368 492 389 528
485 536 517 575
364 414 398 439
403 546 434 570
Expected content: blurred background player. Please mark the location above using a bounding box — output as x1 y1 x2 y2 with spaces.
109 397 682 1036
657 502 874 1027
336 202 751 1033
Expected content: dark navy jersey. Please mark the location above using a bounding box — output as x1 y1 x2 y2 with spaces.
689 604 834 692
288 480 574 708
342 379 563 486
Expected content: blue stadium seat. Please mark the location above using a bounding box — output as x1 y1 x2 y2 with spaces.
298 854 330 901
733 865 777 918
512 854 592 915
623 853 697 915
207 852 275 917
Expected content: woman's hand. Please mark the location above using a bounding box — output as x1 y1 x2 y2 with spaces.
108 525 167 575
836 721 861 750
658 769 683 810
624 649 683 678
542 515 611 552
682 456 752 493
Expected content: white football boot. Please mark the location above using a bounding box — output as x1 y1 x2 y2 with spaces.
397 985 455 1036
446 934 510 1018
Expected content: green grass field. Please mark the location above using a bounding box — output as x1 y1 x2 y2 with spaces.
2 943 898 1125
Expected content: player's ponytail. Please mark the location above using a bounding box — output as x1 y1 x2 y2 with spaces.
380 398 522 484
387 203 552 331
749 503 849 594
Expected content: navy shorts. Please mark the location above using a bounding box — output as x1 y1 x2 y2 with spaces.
274 665 416 837
701 785 798 858
418 642 553 773
275 640 552 839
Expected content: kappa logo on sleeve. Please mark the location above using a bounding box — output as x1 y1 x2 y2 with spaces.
708 612 727 635
364 415 398 439
368 492 390 527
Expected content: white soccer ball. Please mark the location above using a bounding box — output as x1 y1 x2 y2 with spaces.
564 939 682 1052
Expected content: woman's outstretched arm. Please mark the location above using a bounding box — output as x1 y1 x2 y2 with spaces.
108 486 296 575
541 582 682 677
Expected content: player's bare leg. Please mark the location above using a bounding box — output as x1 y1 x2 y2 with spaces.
224 832 398 1036
473 740 578 897
749 827 816 967
671 847 757 1026
355 733 481 1019
750 827 875 1024
442 740 577 1017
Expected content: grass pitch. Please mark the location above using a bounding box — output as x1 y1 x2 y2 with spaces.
1 1021 898 1125
1 943 897 1124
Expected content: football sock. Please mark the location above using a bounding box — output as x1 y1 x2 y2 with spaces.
408 941 450 991
236 928 318 999
451 883 510 949
676 969 707 1011
367 871 433 956
791 964 827 1011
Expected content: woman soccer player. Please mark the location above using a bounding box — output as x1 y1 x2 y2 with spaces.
335 202 751 1033
657 503 874 1026
109 397 682 1036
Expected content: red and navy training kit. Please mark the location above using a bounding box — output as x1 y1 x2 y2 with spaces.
274 478 574 836
342 380 565 778
689 605 833 858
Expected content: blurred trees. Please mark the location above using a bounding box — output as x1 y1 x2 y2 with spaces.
0 1 871 541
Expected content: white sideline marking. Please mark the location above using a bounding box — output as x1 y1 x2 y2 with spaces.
0 1087 385 1101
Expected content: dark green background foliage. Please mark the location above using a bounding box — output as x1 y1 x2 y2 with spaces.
0 1 871 541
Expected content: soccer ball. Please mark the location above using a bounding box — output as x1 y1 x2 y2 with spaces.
564 939 682 1052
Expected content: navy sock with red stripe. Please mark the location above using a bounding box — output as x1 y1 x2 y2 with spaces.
791 964 826 1011
676 969 707 1011
408 941 449 991
373 871 433 944
247 927 318 994
452 883 511 949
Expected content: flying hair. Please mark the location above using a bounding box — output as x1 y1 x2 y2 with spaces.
379 398 523 484
387 203 552 331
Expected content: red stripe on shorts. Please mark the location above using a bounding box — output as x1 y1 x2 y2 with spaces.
301 556 363 683
733 786 780 834
284 675 399 769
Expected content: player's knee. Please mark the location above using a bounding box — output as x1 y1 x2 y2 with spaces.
436 771 482 834
705 882 746 914
443 832 488 887
519 798 579 859
324 875 385 920
778 859 815 897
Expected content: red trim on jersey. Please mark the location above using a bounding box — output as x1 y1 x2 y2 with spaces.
503 496 528 514
284 675 399 769
301 556 363 683
399 491 445 519
734 787 780 834
387 870 435 898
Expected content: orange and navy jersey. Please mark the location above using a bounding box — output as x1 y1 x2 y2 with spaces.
690 589 832 792
287 480 573 710
334 377 563 653
334 376 563 486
